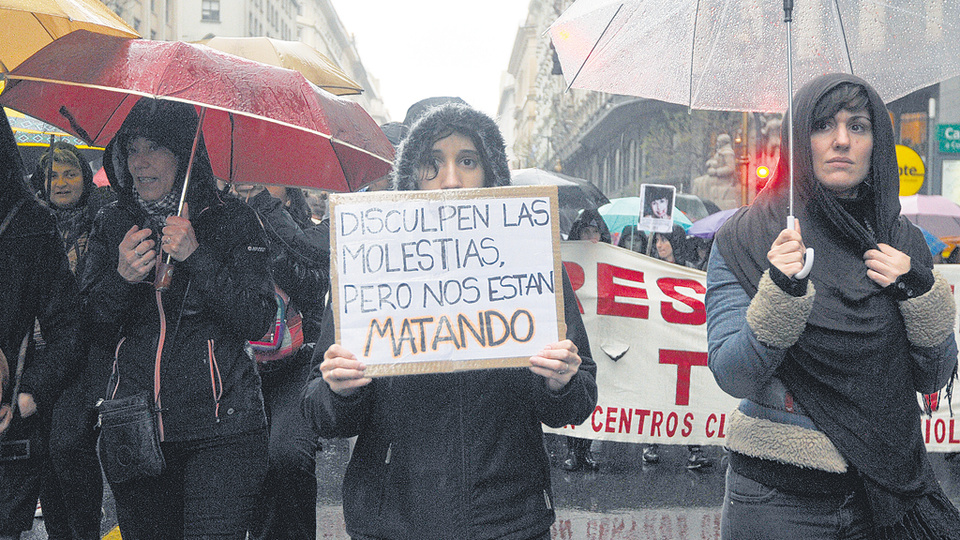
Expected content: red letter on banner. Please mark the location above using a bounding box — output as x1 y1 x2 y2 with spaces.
658 278 706 325
562 261 585 314
596 263 648 319
659 349 708 406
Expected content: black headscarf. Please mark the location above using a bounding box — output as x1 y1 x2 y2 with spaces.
716 74 949 533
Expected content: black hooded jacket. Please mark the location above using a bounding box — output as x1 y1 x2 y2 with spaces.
79 99 275 442
303 104 597 540
0 110 81 416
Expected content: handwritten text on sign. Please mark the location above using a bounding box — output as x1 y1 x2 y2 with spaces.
330 187 564 376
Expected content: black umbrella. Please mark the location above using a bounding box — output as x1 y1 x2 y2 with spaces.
511 168 609 235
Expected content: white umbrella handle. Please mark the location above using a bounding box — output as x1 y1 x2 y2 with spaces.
786 216 814 280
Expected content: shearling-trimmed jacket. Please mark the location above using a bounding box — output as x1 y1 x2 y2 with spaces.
706 241 957 473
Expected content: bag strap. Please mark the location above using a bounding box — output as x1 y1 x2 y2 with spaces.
0 199 25 237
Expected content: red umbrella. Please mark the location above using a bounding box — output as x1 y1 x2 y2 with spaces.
0 30 393 192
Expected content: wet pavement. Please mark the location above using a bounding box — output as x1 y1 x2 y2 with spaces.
23 437 960 539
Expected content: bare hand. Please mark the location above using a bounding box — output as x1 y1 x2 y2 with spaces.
118 225 156 282
320 344 372 397
0 404 10 434
529 340 582 393
864 243 911 287
161 202 199 262
767 219 807 279
18 393 36 418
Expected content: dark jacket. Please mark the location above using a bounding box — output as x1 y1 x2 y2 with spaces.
302 272 596 540
0 110 81 416
79 100 275 442
243 189 329 343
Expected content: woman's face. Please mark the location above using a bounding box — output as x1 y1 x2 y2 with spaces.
47 161 84 209
810 108 873 198
651 197 669 218
127 136 179 202
655 233 674 263
418 132 485 191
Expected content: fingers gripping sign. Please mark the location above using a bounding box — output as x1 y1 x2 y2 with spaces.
864 243 911 287
529 339 582 393
320 344 372 397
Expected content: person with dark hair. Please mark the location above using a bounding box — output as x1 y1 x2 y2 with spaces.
646 224 713 470
568 208 611 245
642 186 674 220
79 98 276 539
303 103 597 540
560 209 610 472
28 141 114 539
230 181 328 540
707 74 960 537
617 225 648 253
0 111 82 540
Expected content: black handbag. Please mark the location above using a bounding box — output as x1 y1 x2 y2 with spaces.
96 393 165 484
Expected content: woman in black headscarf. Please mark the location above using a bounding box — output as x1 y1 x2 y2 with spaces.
706 74 960 538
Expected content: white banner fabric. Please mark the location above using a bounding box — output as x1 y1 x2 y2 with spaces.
548 241 960 452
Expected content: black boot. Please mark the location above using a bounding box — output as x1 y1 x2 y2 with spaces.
561 437 582 471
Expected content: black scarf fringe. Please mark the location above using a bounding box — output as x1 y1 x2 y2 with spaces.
876 491 960 540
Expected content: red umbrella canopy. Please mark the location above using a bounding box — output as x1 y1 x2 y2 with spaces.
0 30 394 192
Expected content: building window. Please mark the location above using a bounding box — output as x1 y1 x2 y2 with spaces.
133 17 141 31
202 0 220 21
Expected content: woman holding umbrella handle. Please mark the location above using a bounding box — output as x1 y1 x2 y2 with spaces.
80 98 276 540
706 74 960 538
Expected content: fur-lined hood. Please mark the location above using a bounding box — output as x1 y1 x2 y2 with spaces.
393 104 510 191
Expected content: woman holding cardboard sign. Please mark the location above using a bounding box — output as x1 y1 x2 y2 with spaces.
303 103 597 540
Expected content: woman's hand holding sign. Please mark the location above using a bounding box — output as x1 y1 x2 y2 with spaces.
321 344 372 397
529 339 582 393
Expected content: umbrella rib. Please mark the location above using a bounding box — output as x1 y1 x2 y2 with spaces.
688 0 703 109
31 13 57 43
831 0 855 74
565 3 624 93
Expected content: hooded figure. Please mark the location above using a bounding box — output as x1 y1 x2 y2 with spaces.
707 74 960 537
303 103 597 540
568 208 612 244
30 141 114 275
78 98 276 539
0 108 81 538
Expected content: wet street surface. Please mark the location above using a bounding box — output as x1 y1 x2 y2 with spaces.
24 437 960 539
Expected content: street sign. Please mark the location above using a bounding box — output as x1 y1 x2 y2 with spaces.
896 145 925 196
938 124 960 153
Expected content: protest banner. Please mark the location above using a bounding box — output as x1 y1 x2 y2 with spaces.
550 241 960 451
329 186 564 377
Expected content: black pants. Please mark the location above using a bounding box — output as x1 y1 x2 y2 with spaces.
111 429 268 540
249 355 319 540
0 412 48 536
42 375 103 540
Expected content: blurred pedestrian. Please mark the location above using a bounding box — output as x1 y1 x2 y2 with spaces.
29 141 114 540
302 103 597 540
648 225 713 470
231 182 328 540
707 74 960 537
560 209 610 472
617 225 647 253
80 98 275 540
0 110 82 540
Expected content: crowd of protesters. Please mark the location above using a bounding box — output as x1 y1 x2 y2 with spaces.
2 75 960 540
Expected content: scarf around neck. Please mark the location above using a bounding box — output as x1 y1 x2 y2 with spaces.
715 74 944 532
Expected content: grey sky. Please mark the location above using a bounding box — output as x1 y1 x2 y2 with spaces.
332 0 531 121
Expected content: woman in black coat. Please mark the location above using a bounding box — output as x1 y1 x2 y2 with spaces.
80 99 276 540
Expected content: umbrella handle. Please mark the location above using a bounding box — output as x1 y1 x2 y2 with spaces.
786 216 814 280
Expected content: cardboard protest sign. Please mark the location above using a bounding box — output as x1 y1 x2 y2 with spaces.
329 186 564 377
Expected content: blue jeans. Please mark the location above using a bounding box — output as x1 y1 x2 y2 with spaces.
721 467 873 540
